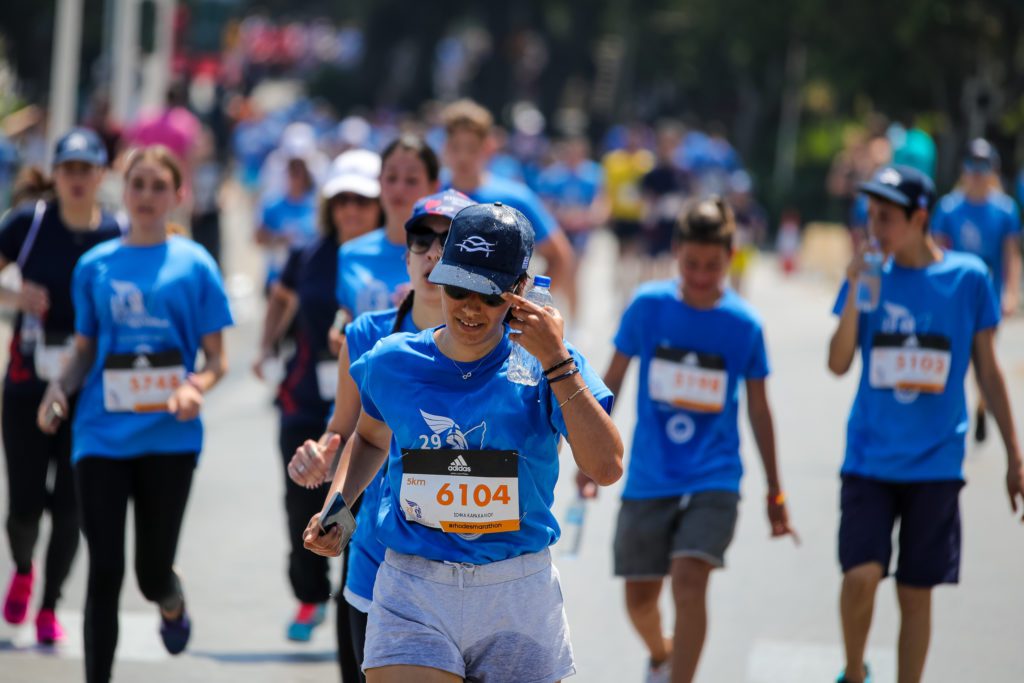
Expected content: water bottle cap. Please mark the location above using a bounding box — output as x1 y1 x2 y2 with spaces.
533 275 551 288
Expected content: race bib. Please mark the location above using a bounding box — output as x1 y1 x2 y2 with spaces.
649 346 727 413
316 355 338 402
34 333 74 382
102 350 186 413
869 333 951 394
399 449 519 534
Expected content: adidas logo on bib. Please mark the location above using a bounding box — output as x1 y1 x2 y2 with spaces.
448 455 471 473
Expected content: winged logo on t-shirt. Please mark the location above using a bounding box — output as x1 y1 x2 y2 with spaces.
419 410 487 450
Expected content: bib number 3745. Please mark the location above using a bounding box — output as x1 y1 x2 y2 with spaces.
102 350 186 413
399 449 519 534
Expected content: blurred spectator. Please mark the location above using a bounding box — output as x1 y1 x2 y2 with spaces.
537 135 608 324
641 124 692 264
602 123 654 257
123 84 200 166
256 146 320 290
190 127 225 266
258 122 329 203
727 170 768 293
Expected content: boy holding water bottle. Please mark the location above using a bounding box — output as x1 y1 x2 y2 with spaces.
827 165 1024 683
600 196 797 683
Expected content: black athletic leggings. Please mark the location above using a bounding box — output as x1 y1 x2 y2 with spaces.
76 454 195 683
345 599 369 681
280 420 362 681
2 388 79 610
279 419 333 604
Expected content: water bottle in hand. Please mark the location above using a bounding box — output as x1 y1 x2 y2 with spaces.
508 275 554 386
856 247 883 313
20 313 43 355
560 496 587 557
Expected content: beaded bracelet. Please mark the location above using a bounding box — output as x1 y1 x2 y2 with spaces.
558 385 588 409
543 357 575 376
548 367 580 384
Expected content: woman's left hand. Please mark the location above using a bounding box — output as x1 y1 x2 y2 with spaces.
168 383 203 422
503 291 568 368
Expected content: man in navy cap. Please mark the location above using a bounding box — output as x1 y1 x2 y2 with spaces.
826 164 1024 683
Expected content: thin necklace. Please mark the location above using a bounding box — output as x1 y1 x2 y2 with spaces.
438 332 487 380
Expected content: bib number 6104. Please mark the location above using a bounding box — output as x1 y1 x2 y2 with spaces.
436 482 512 507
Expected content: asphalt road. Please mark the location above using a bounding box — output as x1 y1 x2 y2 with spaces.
2 188 1023 682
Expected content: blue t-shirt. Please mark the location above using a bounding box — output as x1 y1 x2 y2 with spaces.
350 328 613 564
335 229 410 317
536 161 604 209
277 237 339 425
71 236 234 462
446 174 557 245
614 280 770 498
831 251 999 481
931 191 1020 304
344 307 418 607
260 193 318 284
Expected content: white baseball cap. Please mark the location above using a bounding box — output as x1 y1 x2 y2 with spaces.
322 149 381 199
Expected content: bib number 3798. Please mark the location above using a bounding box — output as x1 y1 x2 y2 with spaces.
400 449 519 534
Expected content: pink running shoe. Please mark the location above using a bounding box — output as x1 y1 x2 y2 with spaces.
3 567 34 625
36 609 65 645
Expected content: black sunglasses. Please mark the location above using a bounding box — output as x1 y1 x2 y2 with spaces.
442 284 507 307
406 228 449 254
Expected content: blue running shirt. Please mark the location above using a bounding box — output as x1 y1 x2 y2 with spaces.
350 328 613 564
614 280 770 498
335 229 410 317
931 191 1020 306
832 251 999 481
446 175 556 245
343 307 417 608
71 236 234 462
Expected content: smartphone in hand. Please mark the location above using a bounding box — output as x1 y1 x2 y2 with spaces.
318 491 357 549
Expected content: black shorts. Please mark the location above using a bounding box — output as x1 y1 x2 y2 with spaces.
611 219 643 244
838 474 963 587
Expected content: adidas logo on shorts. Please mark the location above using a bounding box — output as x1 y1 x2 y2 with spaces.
448 455 471 473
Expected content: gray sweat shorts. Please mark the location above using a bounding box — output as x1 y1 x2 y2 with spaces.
363 547 576 682
613 491 740 577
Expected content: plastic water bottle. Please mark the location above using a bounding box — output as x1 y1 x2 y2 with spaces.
856 248 883 313
560 496 587 557
507 275 554 386
19 313 43 355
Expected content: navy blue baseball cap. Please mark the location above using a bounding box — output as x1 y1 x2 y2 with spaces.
964 138 999 173
428 202 535 295
405 189 477 231
52 128 107 167
859 165 935 212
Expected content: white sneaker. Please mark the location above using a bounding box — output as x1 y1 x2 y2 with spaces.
645 659 672 683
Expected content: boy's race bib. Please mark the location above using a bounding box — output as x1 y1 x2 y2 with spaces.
649 346 727 413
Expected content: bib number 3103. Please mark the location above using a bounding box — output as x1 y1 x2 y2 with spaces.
400 449 519 534
869 333 951 394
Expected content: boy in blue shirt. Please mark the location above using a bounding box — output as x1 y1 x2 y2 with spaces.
602 197 797 683
930 138 1022 442
828 165 1024 683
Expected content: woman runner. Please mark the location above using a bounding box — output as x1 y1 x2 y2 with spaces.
288 189 475 678
0 128 121 645
37 146 233 683
252 147 383 646
304 202 623 683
